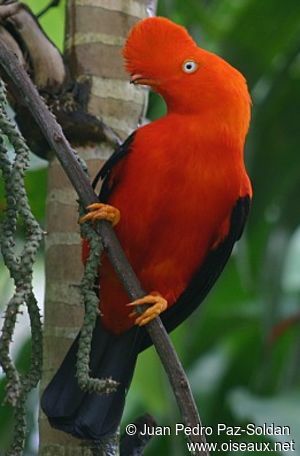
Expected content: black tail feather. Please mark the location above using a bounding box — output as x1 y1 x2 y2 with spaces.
41 318 143 439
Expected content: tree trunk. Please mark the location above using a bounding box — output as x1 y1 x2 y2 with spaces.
39 1 150 453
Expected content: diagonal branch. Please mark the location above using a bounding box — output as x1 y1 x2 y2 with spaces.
0 41 209 455
37 0 60 18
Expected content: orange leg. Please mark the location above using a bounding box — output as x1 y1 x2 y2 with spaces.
127 292 168 326
79 203 120 226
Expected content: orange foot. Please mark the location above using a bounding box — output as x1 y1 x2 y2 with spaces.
127 292 168 326
79 203 120 226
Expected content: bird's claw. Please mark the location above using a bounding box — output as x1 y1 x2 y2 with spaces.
127 292 168 326
79 203 120 226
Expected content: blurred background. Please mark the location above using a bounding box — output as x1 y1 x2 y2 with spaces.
1 0 300 454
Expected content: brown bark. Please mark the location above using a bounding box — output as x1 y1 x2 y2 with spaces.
0 15 207 453
39 1 150 454
0 1 207 454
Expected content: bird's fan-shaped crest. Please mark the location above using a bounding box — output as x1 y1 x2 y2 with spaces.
123 16 197 75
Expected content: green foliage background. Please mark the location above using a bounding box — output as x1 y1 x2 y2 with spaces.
1 0 300 454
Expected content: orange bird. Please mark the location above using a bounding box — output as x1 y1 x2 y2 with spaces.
42 17 252 439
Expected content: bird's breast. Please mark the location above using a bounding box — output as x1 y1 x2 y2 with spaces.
98 119 248 333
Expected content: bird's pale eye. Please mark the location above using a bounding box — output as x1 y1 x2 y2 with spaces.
182 60 198 74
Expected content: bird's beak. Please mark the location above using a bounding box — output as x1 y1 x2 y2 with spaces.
130 74 157 87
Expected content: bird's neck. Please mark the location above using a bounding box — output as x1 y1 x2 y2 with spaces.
161 83 251 151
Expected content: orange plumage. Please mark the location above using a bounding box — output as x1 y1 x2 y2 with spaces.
43 16 253 440
84 17 252 334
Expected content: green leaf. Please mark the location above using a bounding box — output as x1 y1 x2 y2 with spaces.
229 388 300 454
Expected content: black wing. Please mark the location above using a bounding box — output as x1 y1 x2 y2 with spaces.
139 195 251 351
92 132 136 202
